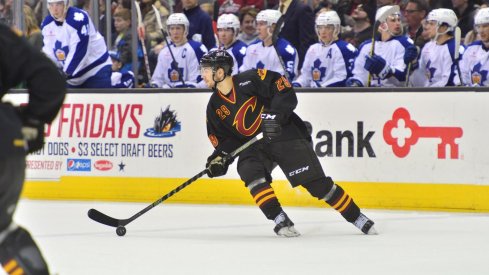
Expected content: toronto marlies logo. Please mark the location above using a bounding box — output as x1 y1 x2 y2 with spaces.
470 62 488 86
53 41 69 63
144 106 181 138
168 66 184 82
311 59 326 83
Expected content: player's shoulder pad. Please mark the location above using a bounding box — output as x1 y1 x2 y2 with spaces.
394 35 414 48
188 40 208 59
277 38 296 57
41 15 55 29
357 39 372 53
232 40 248 56
65 7 90 28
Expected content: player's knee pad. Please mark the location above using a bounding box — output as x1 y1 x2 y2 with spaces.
0 224 49 275
301 176 335 200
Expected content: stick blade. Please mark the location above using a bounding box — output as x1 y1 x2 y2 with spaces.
88 208 120 227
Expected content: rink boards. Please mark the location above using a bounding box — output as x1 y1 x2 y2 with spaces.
5 89 489 212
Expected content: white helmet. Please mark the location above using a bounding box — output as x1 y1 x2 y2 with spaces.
256 9 282 27
167 13 190 35
217 13 240 36
47 0 68 3
315 11 341 40
375 5 400 23
47 0 69 22
475 8 489 25
426 8 458 31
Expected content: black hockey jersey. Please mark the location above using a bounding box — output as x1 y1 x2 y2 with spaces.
206 69 309 154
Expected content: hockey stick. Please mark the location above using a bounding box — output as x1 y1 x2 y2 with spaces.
405 27 423 87
271 15 290 80
152 4 186 86
88 133 263 235
367 5 400 87
135 1 152 83
454 26 464 86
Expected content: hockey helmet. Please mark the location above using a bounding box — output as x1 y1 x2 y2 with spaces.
426 8 458 31
47 0 68 3
47 0 69 22
217 14 241 37
375 5 400 23
200 50 234 76
256 9 282 28
475 8 489 26
166 13 190 35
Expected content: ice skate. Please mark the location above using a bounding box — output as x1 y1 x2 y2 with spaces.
353 213 378 235
273 211 301 237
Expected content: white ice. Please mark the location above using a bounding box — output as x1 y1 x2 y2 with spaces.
7 200 489 275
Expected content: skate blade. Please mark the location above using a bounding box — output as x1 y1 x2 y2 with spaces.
276 226 301 237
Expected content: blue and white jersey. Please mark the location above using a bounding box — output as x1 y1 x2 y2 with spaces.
293 40 357 87
111 71 135 88
459 41 489 86
351 36 413 87
151 40 208 88
211 40 247 75
41 7 111 87
411 39 464 87
239 38 298 80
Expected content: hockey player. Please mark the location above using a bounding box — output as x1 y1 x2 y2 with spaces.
292 11 357 87
346 5 417 87
109 51 135 88
216 13 248 75
459 8 489 87
201 50 377 237
42 0 112 88
150 13 208 88
239 9 299 80
0 23 66 274
410 9 464 87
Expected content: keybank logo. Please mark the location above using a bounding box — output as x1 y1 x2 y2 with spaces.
67 159 91 171
383 107 463 159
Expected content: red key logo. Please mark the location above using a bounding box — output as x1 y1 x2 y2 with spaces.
383 108 463 159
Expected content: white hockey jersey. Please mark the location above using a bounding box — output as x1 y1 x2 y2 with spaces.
293 40 357 87
41 7 111 87
239 38 298 80
410 38 464 87
351 36 413 87
111 71 135 88
151 40 208 88
459 41 489 86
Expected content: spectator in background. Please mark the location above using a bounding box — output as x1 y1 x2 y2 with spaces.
293 11 357 87
237 6 258 45
42 0 112 88
139 0 168 49
0 0 12 26
452 0 478 38
240 9 299 80
150 13 208 88
278 0 317 70
403 0 429 49
215 13 248 74
182 0 216 50
98 0 116 42
350 3 375 48
217 0 264 15
24 4 42 51
112 8 142 74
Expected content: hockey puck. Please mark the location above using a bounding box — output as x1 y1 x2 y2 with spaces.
116 226 126 237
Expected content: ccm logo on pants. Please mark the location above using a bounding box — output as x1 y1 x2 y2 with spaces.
289 166 309 177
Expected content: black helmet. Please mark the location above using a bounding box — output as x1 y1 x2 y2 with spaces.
200 49 234 76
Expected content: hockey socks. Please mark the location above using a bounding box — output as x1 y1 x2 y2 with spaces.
323 184 361 223
249 183 283 221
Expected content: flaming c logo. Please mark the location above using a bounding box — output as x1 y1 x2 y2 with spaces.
233 96 263 136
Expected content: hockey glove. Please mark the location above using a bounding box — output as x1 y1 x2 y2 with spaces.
17 109 45 154
261 111 282 141
206 151 232 178
345 78 363 87
404 44 419 64
364 54 393 79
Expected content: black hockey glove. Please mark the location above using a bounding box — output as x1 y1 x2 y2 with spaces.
261 111 282 141
206 151 233 178
17 108 45 154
